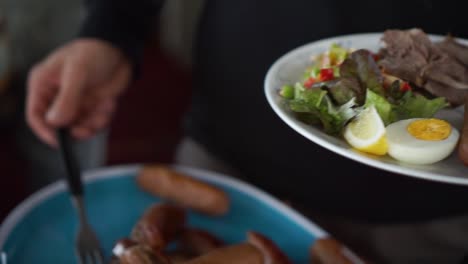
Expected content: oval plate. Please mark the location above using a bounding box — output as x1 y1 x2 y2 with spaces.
265 33 468 186
0 165 327 264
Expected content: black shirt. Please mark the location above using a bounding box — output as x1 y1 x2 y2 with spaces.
81 0 468 223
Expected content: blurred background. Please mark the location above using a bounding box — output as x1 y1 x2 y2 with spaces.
0 0 204 222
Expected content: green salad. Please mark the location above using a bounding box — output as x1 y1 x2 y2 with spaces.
279 44 449 135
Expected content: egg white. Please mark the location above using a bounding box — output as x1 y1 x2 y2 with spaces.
386 118 460 165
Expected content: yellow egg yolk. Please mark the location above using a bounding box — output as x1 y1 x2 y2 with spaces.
407 119 451 141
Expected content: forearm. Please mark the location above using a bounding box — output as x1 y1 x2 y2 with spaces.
79 0 164 69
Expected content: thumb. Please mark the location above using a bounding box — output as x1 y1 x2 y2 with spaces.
459 96 468 165
46 61 87 127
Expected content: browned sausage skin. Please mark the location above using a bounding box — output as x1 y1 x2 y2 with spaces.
165 228 224 263
119 244 173 264
137 165 230 216
166 251 193 264
182 243 264 264
112 238 139 258
177 228 224 256
310 238 368 264
247 231 292 264
131 203 187 251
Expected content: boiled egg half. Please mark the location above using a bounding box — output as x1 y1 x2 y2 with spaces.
386 118 459 165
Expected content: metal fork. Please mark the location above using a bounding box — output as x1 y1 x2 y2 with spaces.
57 128 105 264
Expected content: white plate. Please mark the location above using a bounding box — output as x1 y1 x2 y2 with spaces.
265 33 468 186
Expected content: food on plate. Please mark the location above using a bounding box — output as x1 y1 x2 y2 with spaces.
184 232 292 264
131 203 187 251
110 164 364 263
343 105 388 156
137 164 230 216
112 238 139 257
279 28 466 164
246 232 292 264
437 36 468 68
182 243 264 264
174 228 225 257
310 238 368 264
110 205 292 264
379 29 468 106
115 244 172 264
386 118 460 164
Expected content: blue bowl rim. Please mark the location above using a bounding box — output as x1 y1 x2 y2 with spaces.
0 163 328 248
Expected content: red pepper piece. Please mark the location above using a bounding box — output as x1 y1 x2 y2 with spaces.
372 53 380 62
304 77 316 88
319 68 334 81
401 82 412 92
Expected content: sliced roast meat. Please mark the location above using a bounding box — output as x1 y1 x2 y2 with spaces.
437 36 468 67
379 28 468 106
379 28 431 86
421 51 468 90
424 80 468 106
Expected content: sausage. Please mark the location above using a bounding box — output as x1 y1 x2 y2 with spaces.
182 243 264 264
137 164 230 216
108 257 121 264
166 251 193 264
119 244 172 264
165 228 224 263
131 203 187 251
112 238 139 258
177 228 224 256
247 232 292 264
310 238 368 264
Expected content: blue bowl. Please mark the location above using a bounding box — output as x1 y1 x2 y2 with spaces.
0 165 328 263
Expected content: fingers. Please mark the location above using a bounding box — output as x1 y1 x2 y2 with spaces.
92 58 131 99
26 63 61 146
459 97 468 165
46 57 87 127
70 99 116 139
68 61 130 139
25 39 131 146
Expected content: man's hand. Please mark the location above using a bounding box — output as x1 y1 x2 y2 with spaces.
459 97 468 165
26 39 131 146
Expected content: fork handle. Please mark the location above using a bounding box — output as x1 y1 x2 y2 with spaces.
57 128 83 196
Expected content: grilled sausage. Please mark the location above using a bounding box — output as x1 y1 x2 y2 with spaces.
112 238 139 258
310 238 368 264
247 232 292 264
131 203 187 251
177 228 224 257
119 244 172 264
137 165 230 216
182 243 264 264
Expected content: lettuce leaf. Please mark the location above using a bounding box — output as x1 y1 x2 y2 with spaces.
329 43 348 65
287 84 358 134
364 89 393 125
393 92 449 120
327 77 365 105
340 49 385 96
363 89 448 125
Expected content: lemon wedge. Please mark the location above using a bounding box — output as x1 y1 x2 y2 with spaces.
343 105 388 155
